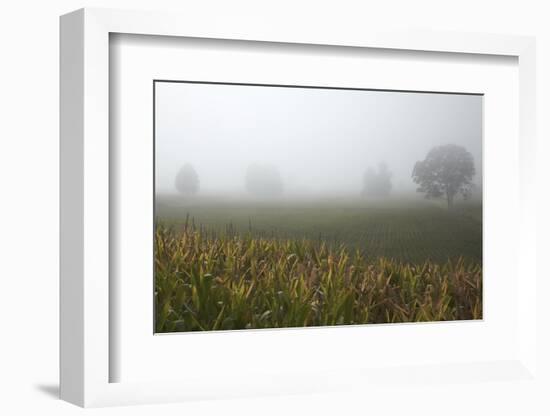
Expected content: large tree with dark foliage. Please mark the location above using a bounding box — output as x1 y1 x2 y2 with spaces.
412 144 475 209
175 163 199 195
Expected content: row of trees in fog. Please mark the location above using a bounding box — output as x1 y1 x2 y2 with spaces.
362 162 392 198
174 144 476 209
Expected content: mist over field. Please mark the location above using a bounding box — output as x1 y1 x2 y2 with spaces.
154 81 484 332
155 82 482 197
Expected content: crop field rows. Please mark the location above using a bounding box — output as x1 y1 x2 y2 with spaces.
156 196 482 264
155 196 482 331
155 222 482 332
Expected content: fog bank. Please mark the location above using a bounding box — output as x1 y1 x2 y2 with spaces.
155 82 482 196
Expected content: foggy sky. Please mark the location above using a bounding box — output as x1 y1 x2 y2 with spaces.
155 82 482 196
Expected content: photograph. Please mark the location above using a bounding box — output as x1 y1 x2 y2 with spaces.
154 81 483 333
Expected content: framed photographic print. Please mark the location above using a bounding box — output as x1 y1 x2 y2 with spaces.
60 8 540 408
153 80 483 333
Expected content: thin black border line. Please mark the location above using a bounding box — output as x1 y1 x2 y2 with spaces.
152 79 483 334
153 79 484 96
152 80 157 335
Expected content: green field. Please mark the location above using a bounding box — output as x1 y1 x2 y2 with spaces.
155 195 482 332
156 195 482 264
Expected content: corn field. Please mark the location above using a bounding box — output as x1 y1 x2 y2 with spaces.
155 223 482 332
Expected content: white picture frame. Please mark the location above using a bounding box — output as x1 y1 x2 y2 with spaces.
60 7 538 408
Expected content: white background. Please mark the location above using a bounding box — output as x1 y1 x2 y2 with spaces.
1 1 549 415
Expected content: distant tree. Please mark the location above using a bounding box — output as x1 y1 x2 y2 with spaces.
362 162 392 197
376 162 392 196
175 163 199 195
412 144 475 209
362 167 377 196
245 164 283 197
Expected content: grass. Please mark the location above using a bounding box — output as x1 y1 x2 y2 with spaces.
156 195 482 264
155 218 482 333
